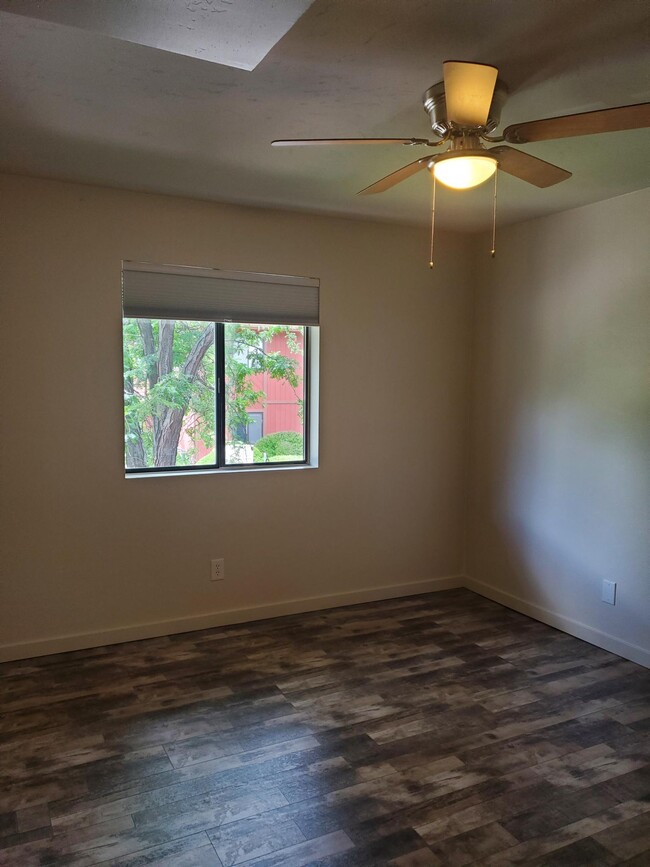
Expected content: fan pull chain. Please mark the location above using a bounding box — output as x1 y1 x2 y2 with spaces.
429 172 437 268
491 168 498 258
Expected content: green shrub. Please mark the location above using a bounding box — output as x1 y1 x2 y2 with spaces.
268 454 303 463
253 431 303 462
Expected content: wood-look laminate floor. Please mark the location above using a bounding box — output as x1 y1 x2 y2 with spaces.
1 589 649 867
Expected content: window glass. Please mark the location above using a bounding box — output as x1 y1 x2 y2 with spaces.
224 324 305 465
123 319 215 469
123 319 309 471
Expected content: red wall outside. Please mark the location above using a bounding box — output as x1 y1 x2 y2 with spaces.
180 329 304 460
244 330 304 437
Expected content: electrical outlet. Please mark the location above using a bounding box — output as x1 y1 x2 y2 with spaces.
602 580 616 605
211 558 225 581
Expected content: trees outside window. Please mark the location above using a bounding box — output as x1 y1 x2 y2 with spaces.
123 320 306 470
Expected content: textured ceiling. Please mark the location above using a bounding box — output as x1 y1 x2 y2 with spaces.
0 0 648 231
0 0 317 71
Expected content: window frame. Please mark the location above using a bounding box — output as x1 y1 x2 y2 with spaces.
124 320 311 475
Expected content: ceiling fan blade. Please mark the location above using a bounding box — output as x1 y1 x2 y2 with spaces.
272 137 432 147
503 103 650 144
357 157 432 195
443 61 498 127
490 146 571 187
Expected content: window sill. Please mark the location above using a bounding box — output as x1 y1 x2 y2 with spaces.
125 462 318 479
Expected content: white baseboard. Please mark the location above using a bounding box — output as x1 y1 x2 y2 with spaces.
464 575 650 669
5 573 647 667
0 575 465 662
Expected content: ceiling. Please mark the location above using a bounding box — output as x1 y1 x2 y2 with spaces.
1 0 648 231
0 0 317 71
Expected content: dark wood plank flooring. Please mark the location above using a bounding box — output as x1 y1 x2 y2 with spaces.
1 589 648 866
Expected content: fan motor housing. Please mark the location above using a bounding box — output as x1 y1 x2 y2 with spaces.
423 79 508 135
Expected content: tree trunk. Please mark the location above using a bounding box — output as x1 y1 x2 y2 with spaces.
182 325 214 380
124 378 146 468
153 325 213 467
137 319 160 441
125 427 147 468
154 410 186 467
158 320 175 379
137 320 158 386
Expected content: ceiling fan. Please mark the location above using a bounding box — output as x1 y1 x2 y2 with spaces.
272 61 650 196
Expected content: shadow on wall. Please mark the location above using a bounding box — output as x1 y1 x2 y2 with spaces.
479 234 649 639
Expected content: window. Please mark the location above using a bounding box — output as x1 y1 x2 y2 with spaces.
122 263 318 473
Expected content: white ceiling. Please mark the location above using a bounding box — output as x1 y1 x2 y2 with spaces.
0 0 317 71
1 0 648 231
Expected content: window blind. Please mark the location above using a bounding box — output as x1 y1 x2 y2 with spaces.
122 261 320 326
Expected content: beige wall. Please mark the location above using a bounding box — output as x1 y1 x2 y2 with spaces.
0 174 473 659
3 174 647 665
467 189 650 665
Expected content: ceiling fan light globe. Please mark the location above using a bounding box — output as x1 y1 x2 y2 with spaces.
432 155 498 189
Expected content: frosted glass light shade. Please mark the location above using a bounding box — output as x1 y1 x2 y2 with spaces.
433 155 497 189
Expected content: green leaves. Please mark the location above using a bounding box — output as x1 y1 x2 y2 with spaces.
252 431 304 462
224 324 303 443
123 319 304 468
123 318 215 467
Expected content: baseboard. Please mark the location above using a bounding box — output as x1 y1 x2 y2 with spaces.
0 575 465 662
464 575 650 669
6 574 646 667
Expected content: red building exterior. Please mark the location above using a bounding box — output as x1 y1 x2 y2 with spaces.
180 329 304 461
240 330 304 443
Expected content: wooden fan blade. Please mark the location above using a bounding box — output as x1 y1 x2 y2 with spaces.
490 146 571 187
357 157 433 195
443 61 498 127
272 137 432 147
503 103 650 144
